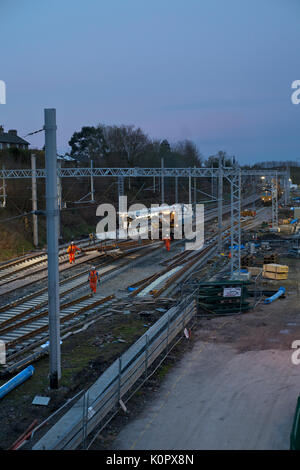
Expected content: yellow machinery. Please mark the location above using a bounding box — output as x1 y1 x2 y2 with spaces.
261 190 272 205
261 180 283 205
241 209 256 217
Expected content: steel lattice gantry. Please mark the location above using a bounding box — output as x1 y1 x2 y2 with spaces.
284 166 291 205
0 167 289 179
117 175 124 197
0 166 289 279
226 167 242 276
272 171 278 229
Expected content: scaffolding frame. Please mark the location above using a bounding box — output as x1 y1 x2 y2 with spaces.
225 166 241 276
272 171 278 229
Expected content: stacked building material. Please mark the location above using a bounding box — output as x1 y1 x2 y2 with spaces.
263 263 288 280
241 254 256 268
247 266 262 276
278 224 295 234
264 252 278 264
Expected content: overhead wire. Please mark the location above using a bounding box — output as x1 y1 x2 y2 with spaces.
0 211 34 224
22 128 44 138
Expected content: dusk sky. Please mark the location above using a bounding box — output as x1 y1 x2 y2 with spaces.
1 0 300 164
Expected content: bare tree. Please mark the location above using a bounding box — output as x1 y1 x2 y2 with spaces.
103 124 149 166
173 139 203 167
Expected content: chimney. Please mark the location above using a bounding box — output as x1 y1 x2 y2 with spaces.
8 129 17 136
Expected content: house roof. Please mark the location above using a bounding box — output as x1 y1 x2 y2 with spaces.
0 132 29 145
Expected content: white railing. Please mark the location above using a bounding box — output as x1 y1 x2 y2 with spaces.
33 296 197 450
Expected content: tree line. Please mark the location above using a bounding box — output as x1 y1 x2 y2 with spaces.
68 124 235 169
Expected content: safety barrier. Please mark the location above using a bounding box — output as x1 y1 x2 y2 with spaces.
290 396 300 450
33 296 197 450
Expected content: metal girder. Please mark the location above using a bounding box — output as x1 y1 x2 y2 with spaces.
272 172 278 228
284 167 290 205
228 167 241 277
0 167 288 179
217 156 223 252
0 172 6 208
117 176 124 197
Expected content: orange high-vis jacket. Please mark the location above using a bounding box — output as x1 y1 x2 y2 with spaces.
88 270 99 282
67 244 80 254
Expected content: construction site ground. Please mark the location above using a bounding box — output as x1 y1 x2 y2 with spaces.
1 220 299 450
91 255 300 450
0 240 185 449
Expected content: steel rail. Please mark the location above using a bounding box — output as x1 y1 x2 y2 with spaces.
3 294 115 352
0 241 156 328
0 241 163 361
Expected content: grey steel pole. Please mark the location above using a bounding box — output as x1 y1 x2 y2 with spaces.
57 160 62 209
175 175 178 204
118 176 124 198
44 108 61 389
272 172 278 229
286 167 290 204
161 157 164 204
57 159 62 239
188 173 192 205
2 164 6 208
218 156 223 252
31 154 38 247
193 166 196 207
90 160 95 202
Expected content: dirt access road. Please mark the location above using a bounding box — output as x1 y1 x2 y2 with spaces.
110 257 300 450
113 343 299 450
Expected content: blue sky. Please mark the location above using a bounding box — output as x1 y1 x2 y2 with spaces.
1 0 300 163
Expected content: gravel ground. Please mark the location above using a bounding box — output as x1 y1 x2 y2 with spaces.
92 256 300 450
112 343 300 450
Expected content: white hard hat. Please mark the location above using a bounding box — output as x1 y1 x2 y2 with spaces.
92 266 96 270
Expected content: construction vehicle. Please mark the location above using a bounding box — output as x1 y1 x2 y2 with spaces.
261 190 272 205
260 182 283 205
241 209 256 217
118 204 189 241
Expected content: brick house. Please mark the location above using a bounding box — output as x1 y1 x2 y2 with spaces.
0 126 29 150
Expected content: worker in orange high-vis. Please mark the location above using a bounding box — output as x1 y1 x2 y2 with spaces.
163 237 171 251
67 241 81 264
88 266 99 294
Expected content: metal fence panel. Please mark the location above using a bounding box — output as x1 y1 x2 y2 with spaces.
33 298 196 450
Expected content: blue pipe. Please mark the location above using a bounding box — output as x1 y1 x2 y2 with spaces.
264 287 285 304
0 365 35 400
290 219 298 224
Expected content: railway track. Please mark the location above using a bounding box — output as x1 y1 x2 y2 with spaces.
0 239 155 295
0 196 263 372
129 207 269 299
0 237 122 286
0 193 259 287
0 252 78 287
0 240 162 367
0 241 155 328
1 293 115 358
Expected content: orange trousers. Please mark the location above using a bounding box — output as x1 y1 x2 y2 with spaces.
90 281 97 293
164 239 170 251
69 253 75 264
